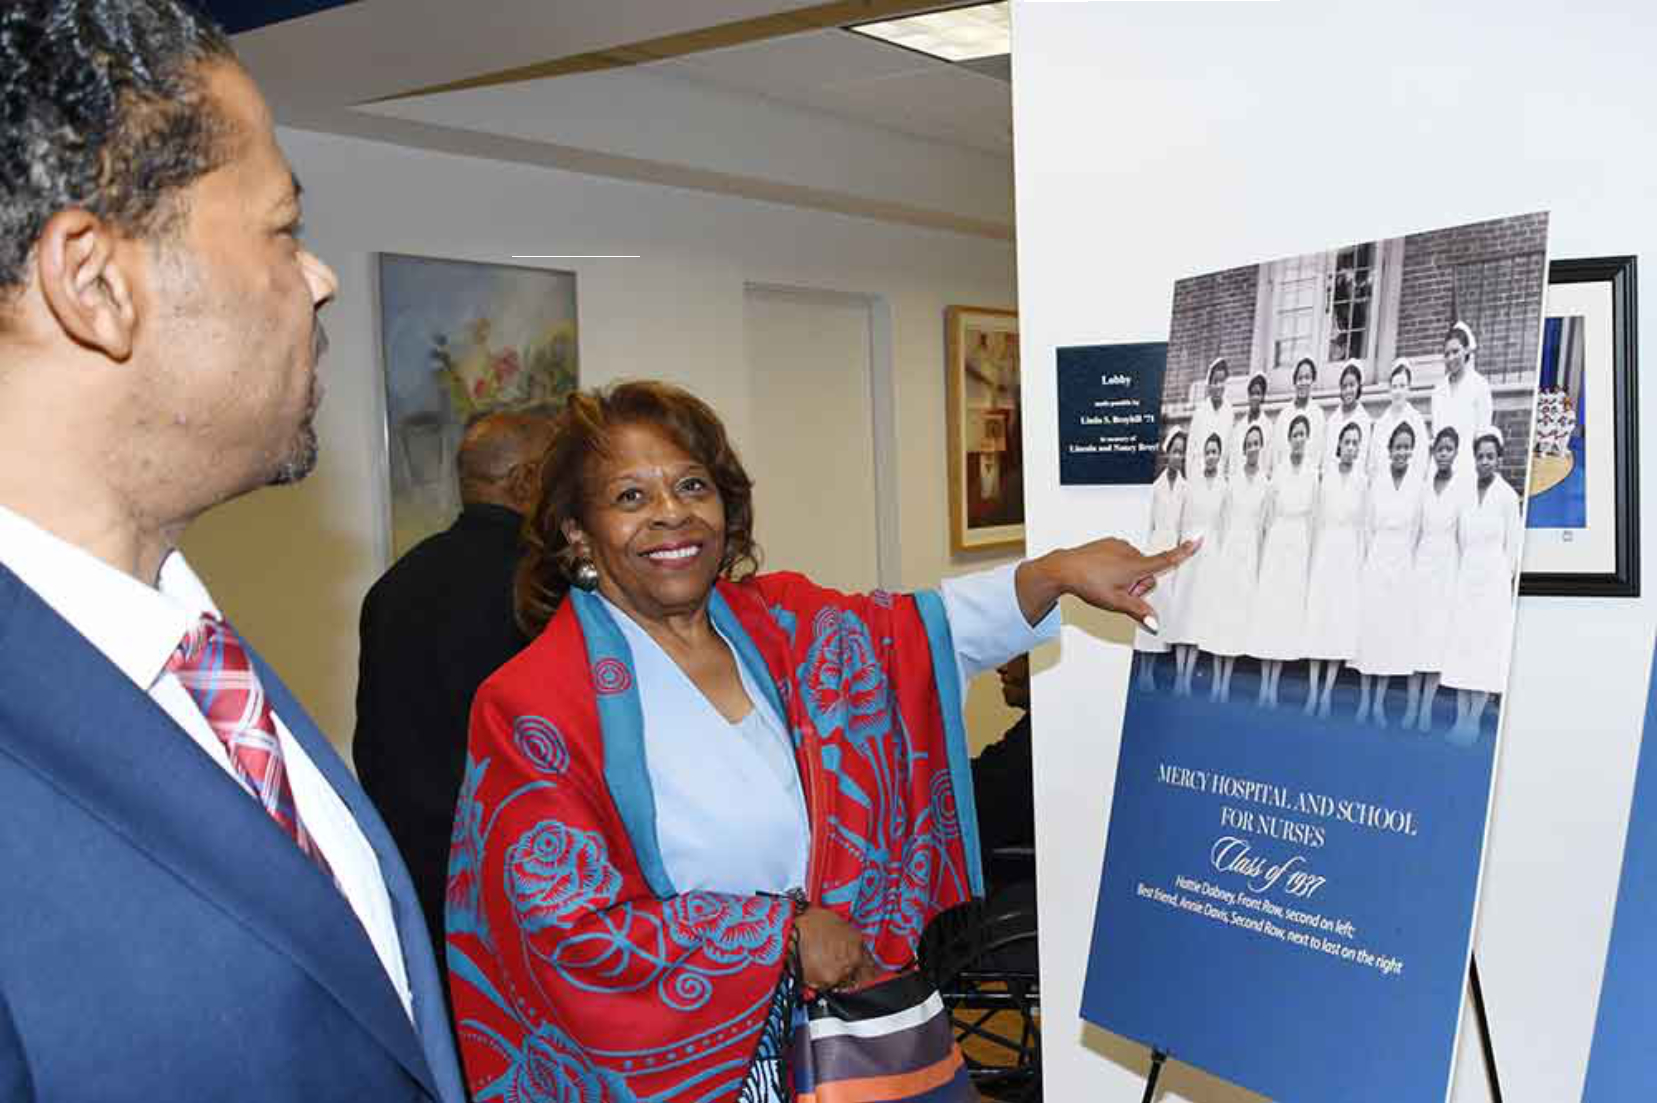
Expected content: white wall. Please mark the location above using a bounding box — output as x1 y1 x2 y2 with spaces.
181 125 1025 759
1012 2 1656 1101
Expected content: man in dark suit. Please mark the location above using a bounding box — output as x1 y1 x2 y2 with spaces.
0 3 464 1099
355 411 554 979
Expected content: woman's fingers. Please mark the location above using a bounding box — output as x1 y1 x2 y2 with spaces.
1145 537 1201 575
1115 590 1160 632
795 905 873 992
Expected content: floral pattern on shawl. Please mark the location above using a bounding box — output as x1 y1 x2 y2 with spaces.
799 607 893 752
507 821 623 932
513 716 570 776
448 755 493 947
508 1022 635 1103
665 893 790 967
448 572 980 1103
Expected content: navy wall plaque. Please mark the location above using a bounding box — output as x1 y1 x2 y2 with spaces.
1057 342 1167 485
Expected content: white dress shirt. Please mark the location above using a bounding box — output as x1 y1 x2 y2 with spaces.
601 561 1060 896
0 503 413 1020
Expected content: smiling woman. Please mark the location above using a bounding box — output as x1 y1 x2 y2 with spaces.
445 380 1193 1103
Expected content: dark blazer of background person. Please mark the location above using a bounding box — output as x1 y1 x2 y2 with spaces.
973 655 1036 889
354 413 552 971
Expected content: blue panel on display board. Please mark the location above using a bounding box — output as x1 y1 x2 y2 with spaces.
1582 639 1657 1101
1081 684 1496 1101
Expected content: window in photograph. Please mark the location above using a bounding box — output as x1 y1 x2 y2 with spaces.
1328 244 1376 362
1258 243 1393 387
1270 253 1320 371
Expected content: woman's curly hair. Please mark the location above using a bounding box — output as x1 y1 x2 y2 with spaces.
515 380 762 636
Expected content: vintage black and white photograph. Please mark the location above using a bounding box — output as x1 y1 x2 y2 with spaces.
1132 213 1548 743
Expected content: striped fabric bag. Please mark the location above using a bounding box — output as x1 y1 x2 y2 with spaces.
790 968 977 1102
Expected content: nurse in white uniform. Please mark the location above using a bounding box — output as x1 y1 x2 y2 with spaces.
1272 356 1326 476
1188 357 1236 476
1303 420 1368 717
1135 429 1188 690
1324 359 1373 472
1230 371 1274 478
1204 423 1269 704
1250 413 1317 708
1371 359 1429 484
1410 426 1470 731
1429 322 1493 480
1169 432 1227 696
1354 421 1424 726
1441 427 1522 742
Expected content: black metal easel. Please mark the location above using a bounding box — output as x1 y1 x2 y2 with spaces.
1467 954 1504 1103
1140 1047 1167 1103
1138 955 1503 1101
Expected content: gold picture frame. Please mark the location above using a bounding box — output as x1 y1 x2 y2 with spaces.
945 305 1024 552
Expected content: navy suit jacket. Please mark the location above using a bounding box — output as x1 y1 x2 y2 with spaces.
0 564 466 1102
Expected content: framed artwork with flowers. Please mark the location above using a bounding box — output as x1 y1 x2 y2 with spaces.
375 254 579 562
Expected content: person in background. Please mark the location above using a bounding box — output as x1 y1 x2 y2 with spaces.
0 3 464 1099
1303 422 1369 717
1250 415 1316 708
1354 422 1424 726
1429 322 1493 480
973 654 1035 888
1272 356 1326 475
1325 359 1373 471
1410 426 1469 731
1135 429 1188 690
355 411 555 990
1441 427 1522 741
445 381 1193 1103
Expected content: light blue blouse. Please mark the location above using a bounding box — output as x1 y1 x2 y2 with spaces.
597 562 1058 896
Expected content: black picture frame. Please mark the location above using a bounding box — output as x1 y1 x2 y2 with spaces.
1520 255 1640 597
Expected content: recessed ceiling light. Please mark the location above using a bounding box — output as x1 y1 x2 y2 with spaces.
849 2 1010 63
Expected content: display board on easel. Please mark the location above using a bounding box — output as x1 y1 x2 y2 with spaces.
1080 212 1550 1103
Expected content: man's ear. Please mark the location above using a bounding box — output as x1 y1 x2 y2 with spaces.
34 209 138 360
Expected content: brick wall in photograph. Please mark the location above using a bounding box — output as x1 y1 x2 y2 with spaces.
1494 394 1536 504
1395 212 1549 382
1165 263 1260 407
1395 213 1547 502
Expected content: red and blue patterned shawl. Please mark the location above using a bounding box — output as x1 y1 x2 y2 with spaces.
446 571 984 1103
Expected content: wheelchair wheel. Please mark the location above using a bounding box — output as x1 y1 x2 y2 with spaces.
920 888 1041 1102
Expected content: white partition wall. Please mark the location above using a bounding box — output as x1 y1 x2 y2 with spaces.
1011 2 1657 1100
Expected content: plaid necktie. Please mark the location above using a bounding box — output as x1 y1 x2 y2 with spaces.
167 614 332 876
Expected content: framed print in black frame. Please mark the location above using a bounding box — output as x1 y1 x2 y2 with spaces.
1521 256 1639 597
